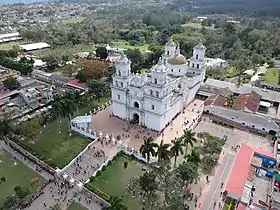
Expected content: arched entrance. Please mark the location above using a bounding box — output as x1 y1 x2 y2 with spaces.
134 101 139 108
132 113 140 124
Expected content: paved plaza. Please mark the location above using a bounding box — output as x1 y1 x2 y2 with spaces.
91 99 204 154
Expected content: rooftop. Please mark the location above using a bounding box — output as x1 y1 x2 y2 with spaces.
204 94 227 107
67 79 87 91
20 42 50 51
205 105 279 131
233 91 261 112
203 78 280 103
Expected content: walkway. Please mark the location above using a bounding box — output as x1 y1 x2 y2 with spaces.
0 140 102 210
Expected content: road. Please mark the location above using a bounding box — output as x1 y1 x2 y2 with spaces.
199 149 235 209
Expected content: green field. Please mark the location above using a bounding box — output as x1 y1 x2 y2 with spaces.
181 22 203 29
68 202 87 210
0 150 44 208
24 96 110 169
87 155 144 210
112 40 149 52
61 17 85 24
265 68 280 85
0 41 25 50
35 44 94 59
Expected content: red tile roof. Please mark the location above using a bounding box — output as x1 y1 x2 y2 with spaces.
233 91 261 112
237 203 247 210
225 144 254 197
67 79 88 91
204 94 227 107
225 143 275 198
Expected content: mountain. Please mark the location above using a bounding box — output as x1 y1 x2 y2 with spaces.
0 0 46 4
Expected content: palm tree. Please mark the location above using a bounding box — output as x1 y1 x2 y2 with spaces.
102 196 127 210
186 149 201 164
140 136 157 164
170 138 184 167
180 129 197 156
156 139 171 162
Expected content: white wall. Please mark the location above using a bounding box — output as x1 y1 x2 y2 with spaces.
166 63 188 76
144 111 163 131
112 102 127 119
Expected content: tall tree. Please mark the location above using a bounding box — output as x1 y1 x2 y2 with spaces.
0 119 13 141
96 47 108 59
177 161 199 186
138 171 158 209
139 136 157 164
170 138 184 167
3 77 20 90
180 129 197 156
186 149 201 164
156 140 171 162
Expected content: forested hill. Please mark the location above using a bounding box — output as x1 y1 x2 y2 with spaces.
171 0 280 17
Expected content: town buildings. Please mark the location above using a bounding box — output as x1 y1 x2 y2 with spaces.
111 39 206 131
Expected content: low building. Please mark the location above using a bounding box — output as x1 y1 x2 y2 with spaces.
32 70 52 81
205 58 228 68
202 105 279 136
0 32 22 44
20 42 50 52
224 144 276 209
233 91 261 113
50 74 71 86
67 79 88 91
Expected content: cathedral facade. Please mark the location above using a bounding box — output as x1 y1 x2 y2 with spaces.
111 39 206 131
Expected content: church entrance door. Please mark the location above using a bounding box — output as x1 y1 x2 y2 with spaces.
132 113 140 124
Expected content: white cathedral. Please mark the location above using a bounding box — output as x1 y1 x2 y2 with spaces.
111 39 206 132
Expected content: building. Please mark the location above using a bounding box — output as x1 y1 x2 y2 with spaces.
224 144 276 209
20 42 50 52
111 40 206 131
0 32 22 44
205 58 228 69
67 79 88 91
233 91 261 113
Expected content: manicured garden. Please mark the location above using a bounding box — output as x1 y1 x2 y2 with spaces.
17 96 110 169
265 67 279 85
86 151 145 210
0 150 43 208
68 202 88 210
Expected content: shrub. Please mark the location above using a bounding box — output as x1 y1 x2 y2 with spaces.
90 176 95 182
117 150 125 157
107 160 112 166
123 161 128 169
0 176 6 182
101 165 106 171
45 158 54 167
93 187 110 201
112 156 117 161
96 171 101 176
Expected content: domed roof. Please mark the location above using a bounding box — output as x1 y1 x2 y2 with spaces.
167 54 187 65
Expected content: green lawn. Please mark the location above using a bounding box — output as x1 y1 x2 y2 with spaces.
265 68 279 85
0 41 25 50
87 155 144 210
61 17 85 24
181 22 203 29
68 202 87 210
24 96 110 169
112 40 149 52
0 150 44 207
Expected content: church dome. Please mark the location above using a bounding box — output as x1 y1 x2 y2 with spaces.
167 54 187 65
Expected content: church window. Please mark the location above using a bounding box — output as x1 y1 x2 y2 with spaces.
134 101 139 108
197 64 199 69
179 69 181 72
156 91 159 97
171 69 173 72
192 63 195 68
196 54 198 59
150 90 153 96
154 78 158 84
167 51 169 55
120 82 123 87
118 70 121 76
117 94 120 100
151 105 155 110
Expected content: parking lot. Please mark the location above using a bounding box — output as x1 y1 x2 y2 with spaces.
195 121 273 152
